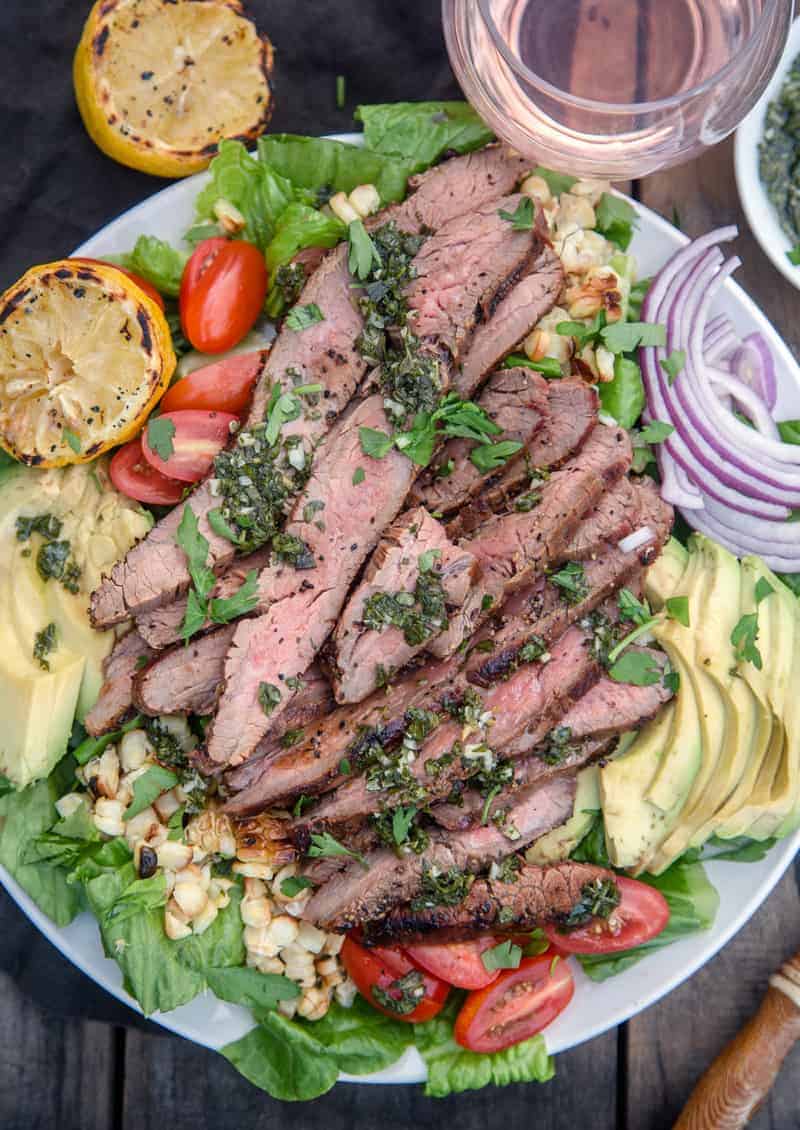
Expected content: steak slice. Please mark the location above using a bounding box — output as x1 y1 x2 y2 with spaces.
389 145 530 234
135 548 272 650
455 245 564 399
449 378 599 538
404 193 542 360
206 205 543 766
331 507 480 704
297 624 599 833
84 630 154 737
408 366 549 518
133 626 236 717
301 775 577 931
364 861 613 944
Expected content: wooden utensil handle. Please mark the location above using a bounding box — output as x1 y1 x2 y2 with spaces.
674 953 800 1130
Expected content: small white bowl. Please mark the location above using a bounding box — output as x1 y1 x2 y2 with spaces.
735 16 800 290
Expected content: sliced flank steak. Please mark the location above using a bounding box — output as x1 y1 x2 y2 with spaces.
364 861 614 944
84 630 154 737
302 775 577 932
407 366 550 518
133 625 237 718
205 197 544 766
295 624 600 834
455 244 564 399
448 377 599 536
89 146 527 631
331 507 480 704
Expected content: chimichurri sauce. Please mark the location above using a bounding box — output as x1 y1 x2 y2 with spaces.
760 54 800 243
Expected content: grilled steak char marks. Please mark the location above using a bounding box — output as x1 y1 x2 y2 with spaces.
301 775 578 932
448 377 599 537
408 366 550 518
89 146 532 633
331 507 480 704
84 630 154 737
455 244 564 399
205 195 544 766
364 861 613 944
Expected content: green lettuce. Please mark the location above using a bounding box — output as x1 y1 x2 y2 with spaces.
355 101 493 173
414 995 554 1098
599 355 645 429
264 203 344 275
0 757 81 926
120 236 187 298
221 996 412 1101
257 134 412 204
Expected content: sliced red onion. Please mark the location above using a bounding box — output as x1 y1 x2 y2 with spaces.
684 505 800 571
737 333 777 410
659 454 704 510
618 525 656 554
707 365 779 439
705 328 739 365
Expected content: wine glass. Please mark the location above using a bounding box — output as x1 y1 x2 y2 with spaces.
443 0 795 179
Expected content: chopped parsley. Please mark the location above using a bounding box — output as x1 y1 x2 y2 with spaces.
33 622 57 671
498 197 534 230
559 877 620 931
659 350 686 383
146 417 176 462
410 863 474 910
285 303 325 332
307 831 367 868
549 561 589 605
362 566 448 647
731 612 762 670
280 875 314 898
258 682 282 715
536 725 578 766
481 939 522 971
371 970 425 1016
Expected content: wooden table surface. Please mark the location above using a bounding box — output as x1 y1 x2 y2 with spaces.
0 136 798 1129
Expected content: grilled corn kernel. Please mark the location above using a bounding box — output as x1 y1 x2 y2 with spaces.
566 266 623 322
209 876 235 908
296 921 326 955
277 997 298 1019
93 797 125 838
186 808 237 859
322 933 345 956
243 877 267 900
315 956 341 978
232 860 276 881
55 793 84 820
272 863 298 903
156 840 193 871
520 174 551 206
153 788 182 822
244 925 280 960
578 345 599 379
291 969 318 990
157 715 195 752
524 305 572 364
267 915 299 949
329 191 360 225
257 956 286 976
571 178 611 206
125 805 160 842
348 183 380 219
119 729 151 772
192 899 219 935
335 979 358 1008
172 880 208 919
164 901 192 941
555 193 596 232
241 896 272 928
523 328 548 362
596 345 616 382
213 197 247 235
322 970 345 990
297 987 329 1020
85 748 119 799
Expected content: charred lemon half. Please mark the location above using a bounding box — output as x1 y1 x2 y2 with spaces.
0 261 175 467
74 0 274 178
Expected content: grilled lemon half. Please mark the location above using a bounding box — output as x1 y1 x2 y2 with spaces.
0 261 175 467
74 0 275 178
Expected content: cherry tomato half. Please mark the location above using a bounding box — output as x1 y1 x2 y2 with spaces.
179 237 268 354
340 937 449 1023
71 258 165 310
404 937 501 991
544 877 670 955
454 954 574 1054
160 351 267 415
110 439 184 506
141 409 237 483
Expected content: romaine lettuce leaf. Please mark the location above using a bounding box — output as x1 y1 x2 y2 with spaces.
305 996 413 1076
194 139 303 250
120 236 188 298
264 203 344 275
414 995 554 1098
204 966 298 1011
356 101 493 173
257 134 412 204
0 757 81 926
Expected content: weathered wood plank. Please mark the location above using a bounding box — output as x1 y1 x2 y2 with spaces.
624 867 800 1130
121 1024 618 1128
0 969 116 1130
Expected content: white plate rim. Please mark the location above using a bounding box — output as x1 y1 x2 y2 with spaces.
0 137 798 1087
735 14 800 291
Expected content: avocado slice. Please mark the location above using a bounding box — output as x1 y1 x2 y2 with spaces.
646 536 745 873
0 461 151 787
526 764 602 865
644 537 689 609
